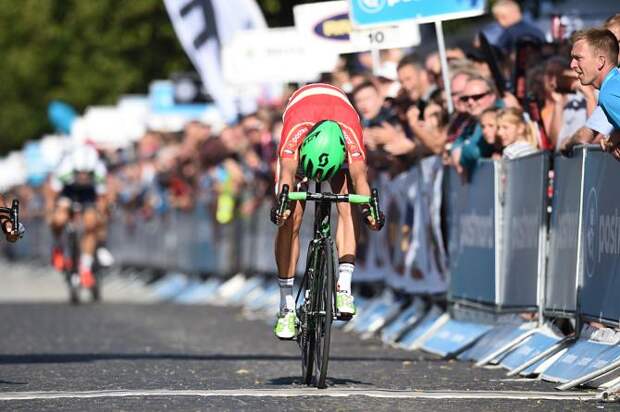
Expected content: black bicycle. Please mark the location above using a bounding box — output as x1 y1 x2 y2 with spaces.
276 183 382 388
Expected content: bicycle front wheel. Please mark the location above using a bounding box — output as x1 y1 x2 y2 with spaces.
313 239 336 388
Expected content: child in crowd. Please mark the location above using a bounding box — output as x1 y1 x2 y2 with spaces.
479 108 501 159
496 107 539 159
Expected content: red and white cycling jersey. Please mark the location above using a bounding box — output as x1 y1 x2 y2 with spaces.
279 83 365 163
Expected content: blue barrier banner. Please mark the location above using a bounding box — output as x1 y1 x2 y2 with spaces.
541 338 620 383
498 152 549 309
446 160 496 305
580 148 620 325
545 148 584 315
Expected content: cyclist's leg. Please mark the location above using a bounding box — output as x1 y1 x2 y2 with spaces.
79 205 99 286
330 169 358 316
274 157 305 338
95 196 114 266
50 198 71 271
330 168 359 269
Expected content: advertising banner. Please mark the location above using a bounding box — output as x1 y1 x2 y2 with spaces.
545 148 584 315
498 152 549 309
222 27 335 85
294 0 420 55
580 148 620 324
349 0 486 27
446 160 496 305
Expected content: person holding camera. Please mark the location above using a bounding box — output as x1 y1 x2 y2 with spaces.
541 56 592 151
351 80 408 174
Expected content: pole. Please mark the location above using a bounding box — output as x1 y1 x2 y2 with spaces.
434 20 453 114
371 47 381 76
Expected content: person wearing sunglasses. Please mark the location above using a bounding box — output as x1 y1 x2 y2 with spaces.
450 75 507 175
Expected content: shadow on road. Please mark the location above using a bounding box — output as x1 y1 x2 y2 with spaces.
0 353 436 364
0 379 27 385
268 376 371 386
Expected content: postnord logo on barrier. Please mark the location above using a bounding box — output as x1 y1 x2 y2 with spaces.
585 187 598 279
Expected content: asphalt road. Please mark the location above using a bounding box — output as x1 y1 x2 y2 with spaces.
0 262 610 411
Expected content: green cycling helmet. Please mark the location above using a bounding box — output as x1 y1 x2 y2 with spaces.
299 120 346 182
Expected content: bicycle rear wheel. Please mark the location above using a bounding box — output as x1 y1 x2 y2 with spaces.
298 244 318 385
66 229 81 305
313 239 335 388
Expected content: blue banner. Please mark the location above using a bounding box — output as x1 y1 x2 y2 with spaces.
349 0 486 27
498 152 549 309
545 149 584 315
580 148 620 324
446 160 496 305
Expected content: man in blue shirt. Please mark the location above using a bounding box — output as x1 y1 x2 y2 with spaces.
570 28 620 159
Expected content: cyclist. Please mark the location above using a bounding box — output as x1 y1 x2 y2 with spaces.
271 83 384 340
46 144 109 288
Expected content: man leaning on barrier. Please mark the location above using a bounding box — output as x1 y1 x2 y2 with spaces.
565 26 620 159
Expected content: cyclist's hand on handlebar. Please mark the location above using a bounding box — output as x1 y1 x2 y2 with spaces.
362 188 384 231
4 222 24 243
271 184 291 226
270 206 291 226
363 208 384 231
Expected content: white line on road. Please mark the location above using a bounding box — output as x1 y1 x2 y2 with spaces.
0 388 598 402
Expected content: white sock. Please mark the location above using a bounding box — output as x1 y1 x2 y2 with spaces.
278 277 295 313
80 254 94 270
337 263 354 295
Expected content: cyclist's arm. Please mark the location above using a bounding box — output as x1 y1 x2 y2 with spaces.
348 161 371 198
277 157 297 195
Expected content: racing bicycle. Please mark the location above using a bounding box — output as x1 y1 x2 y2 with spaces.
276 183 382 388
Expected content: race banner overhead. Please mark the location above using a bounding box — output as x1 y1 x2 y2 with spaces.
164 0 267 122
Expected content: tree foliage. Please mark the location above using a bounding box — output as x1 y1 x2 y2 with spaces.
0 0 191 154
0 0 337 154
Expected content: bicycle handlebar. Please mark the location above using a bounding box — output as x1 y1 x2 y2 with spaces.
288 191 370 204
277 184 383 225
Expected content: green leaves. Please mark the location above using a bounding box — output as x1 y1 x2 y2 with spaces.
0 0 190 154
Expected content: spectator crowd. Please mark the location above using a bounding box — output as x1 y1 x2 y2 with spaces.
10 2 620 262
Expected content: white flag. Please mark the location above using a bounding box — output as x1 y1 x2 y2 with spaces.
164 0 267 122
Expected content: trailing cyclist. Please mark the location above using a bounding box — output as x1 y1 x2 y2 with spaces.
45 144 110 290
271 83 384 340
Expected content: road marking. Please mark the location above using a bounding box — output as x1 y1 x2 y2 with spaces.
0 388 598 401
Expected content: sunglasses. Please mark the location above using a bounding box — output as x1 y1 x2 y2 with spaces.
459 91 491 103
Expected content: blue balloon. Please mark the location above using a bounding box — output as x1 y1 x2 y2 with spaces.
48 100 78 134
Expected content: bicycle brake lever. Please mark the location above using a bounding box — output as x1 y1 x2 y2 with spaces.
277 184 290 217
370 189 380 221
11 199 19 233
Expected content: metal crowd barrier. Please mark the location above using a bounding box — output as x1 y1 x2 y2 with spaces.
444 152 550 313
575 147 620 327
9 148 620 330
